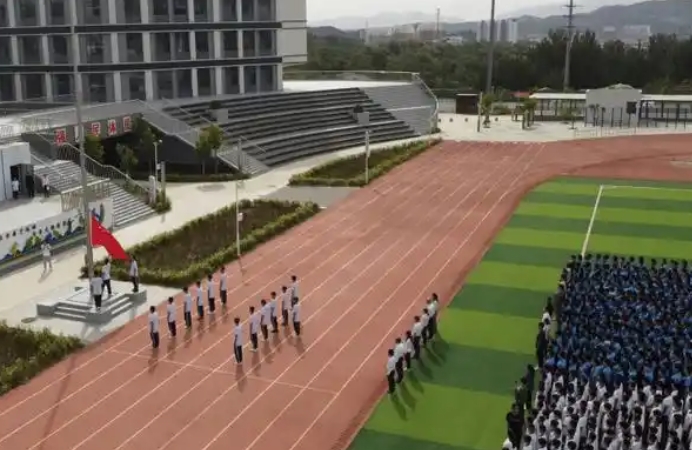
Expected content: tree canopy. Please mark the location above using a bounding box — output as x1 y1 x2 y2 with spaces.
299 31 692 94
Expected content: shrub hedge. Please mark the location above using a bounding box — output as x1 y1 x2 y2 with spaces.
0 322 83 395
288 139 442 187
86 199 321 287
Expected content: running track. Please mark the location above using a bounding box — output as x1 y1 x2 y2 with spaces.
1 136 691 450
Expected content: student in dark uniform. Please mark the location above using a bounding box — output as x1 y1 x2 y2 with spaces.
233 317 243 364
393 337 406 383
291 298 301 336
148 305 160 349
260 299 270 340
166 297 177 337
386 349 396 395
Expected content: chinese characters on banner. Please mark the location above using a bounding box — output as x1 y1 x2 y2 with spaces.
107 119 117 136
90 122 101 136
122 116 132 132
54 128 67 145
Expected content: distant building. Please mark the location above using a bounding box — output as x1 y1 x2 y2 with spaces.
508 19 519 43
477 19 518 43
620 25 651 46
477 20 489 41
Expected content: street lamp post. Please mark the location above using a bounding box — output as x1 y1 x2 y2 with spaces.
154 139 162 182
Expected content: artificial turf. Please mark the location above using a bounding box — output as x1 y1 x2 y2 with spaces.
347 176 692 450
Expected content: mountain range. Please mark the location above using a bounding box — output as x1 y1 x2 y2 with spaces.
309 0 692 39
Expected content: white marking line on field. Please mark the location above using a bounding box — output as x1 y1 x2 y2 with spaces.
136 147 523 450
0 142 468 440
63 146 497 450
203 145 541 450
284 143 545 450
581 184 604 257
107 349 337 396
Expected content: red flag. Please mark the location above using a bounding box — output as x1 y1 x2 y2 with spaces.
90 215 128 260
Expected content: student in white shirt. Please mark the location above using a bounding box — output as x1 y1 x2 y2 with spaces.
182 286 192 328
411 316 423 359
421 308 430 346
129 256 139 293
290 275 299 301
219 266 228 306
148 305 160 349
393 337 406 382
41 242 52 271
101 257 112 296
269 291 279 333
428 293 439 339
291 298 301 336
206 274 216 313
249 305 260 351
260 299 270 340
386 349 397 394
280 285 291 326
166 297 177 337
11 177 19 199
195 280 204 320
42 174 50 198
233 317 243 364
91 275 103 310
404 331 414 370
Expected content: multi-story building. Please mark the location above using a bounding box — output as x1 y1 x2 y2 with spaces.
507 19 519 43
0 0 307 103
477 20 488 42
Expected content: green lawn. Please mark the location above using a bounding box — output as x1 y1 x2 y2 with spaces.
348 176 692 450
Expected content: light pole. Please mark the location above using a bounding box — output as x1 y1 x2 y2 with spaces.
71 16 94 280
484 0 497 95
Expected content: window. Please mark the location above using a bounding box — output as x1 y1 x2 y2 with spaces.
22 74 44 99
85 73 107 102
223 32 237 58
122 71 145 100
173 32 189 59
221 0 236 21
152 0 169 21
259 65 275 91
19 36 41 64
123 33 143 62
48 0 66 24
175 69 192 97
123 0 141 22
242 31 255 57
51 36 69 63
0 74 14 101
257 0 273 21
153 33 171 61
0 0 8 27
0 37 10 64
84 34 105 63
172 0 187 20
243 66 257 93
194 0 208 21
198 68 213 96
154 70 174 99
195 32 210 59
83 0 102 24
258 30 274 56
241 0 254 21
52 74 72 100
17 0 38 26
223 67 239 94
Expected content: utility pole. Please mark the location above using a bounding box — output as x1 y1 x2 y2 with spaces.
562 0 578 92
484 0 497 95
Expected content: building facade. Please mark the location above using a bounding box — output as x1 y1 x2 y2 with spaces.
0 0 307 103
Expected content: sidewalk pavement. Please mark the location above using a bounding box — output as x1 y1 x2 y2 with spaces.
0 135 431 333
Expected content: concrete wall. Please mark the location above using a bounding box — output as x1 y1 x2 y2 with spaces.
585 87 642 127
0 141 30 201
276 0 307 65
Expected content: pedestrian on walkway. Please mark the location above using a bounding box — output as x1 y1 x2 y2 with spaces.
41 242 52 271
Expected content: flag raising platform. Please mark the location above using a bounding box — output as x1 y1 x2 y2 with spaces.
36 284 147 324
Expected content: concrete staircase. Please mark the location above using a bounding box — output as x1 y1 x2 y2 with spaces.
32 158 156 228
362 84 438 135
36 285 148 324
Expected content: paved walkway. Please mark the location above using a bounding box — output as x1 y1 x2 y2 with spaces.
0 136 429 337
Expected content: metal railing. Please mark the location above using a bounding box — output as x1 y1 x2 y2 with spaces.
412 73 440 134
31 131 151 204
283 70 421 83
159 98 268 173
29 150 83 194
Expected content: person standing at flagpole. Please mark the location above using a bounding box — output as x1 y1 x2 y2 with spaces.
129 256 139 293
101 257 112 297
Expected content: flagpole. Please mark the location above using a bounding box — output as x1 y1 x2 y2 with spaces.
71 20 94 279
235 139 243 277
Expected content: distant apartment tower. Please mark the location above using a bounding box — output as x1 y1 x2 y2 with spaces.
477 20 488 41
477 19 518 43
508 19 519 43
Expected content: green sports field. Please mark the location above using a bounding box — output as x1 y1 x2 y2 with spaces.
348 176 692 450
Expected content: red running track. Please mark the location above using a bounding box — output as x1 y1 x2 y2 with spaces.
5 135 690 450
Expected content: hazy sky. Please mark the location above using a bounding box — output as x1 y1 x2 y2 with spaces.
306 0 559 22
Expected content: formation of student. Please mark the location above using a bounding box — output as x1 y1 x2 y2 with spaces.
503 254 692 450
386 293 439 395
147 272 302 365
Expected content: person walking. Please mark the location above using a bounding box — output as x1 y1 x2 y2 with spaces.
42 174 50 198
269 291 279 333
207 274 216 314
280 285 290 326
411 316 423 360
249 306 260 351
148 305 160 349
260 299 270 341
219 266 228 307
11 177 19 200
196 280 204 320
233 317 243 364
166 297 177 338
291 298 302 336
183 287 192 329
386 349 397 395
129 256 139 293
91 274 103 311
41 242 52 271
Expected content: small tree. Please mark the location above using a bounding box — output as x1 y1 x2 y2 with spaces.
116 143 138 175
481 93 495 127
203 124 224 173
523 98 538 127
84 134 104 162
195 130 212 174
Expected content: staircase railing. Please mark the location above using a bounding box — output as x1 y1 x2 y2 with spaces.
29 150 83 193
31 132 151 205
159 98 268 174
283 70 419 83
131 100 201 147
411 73 439 134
